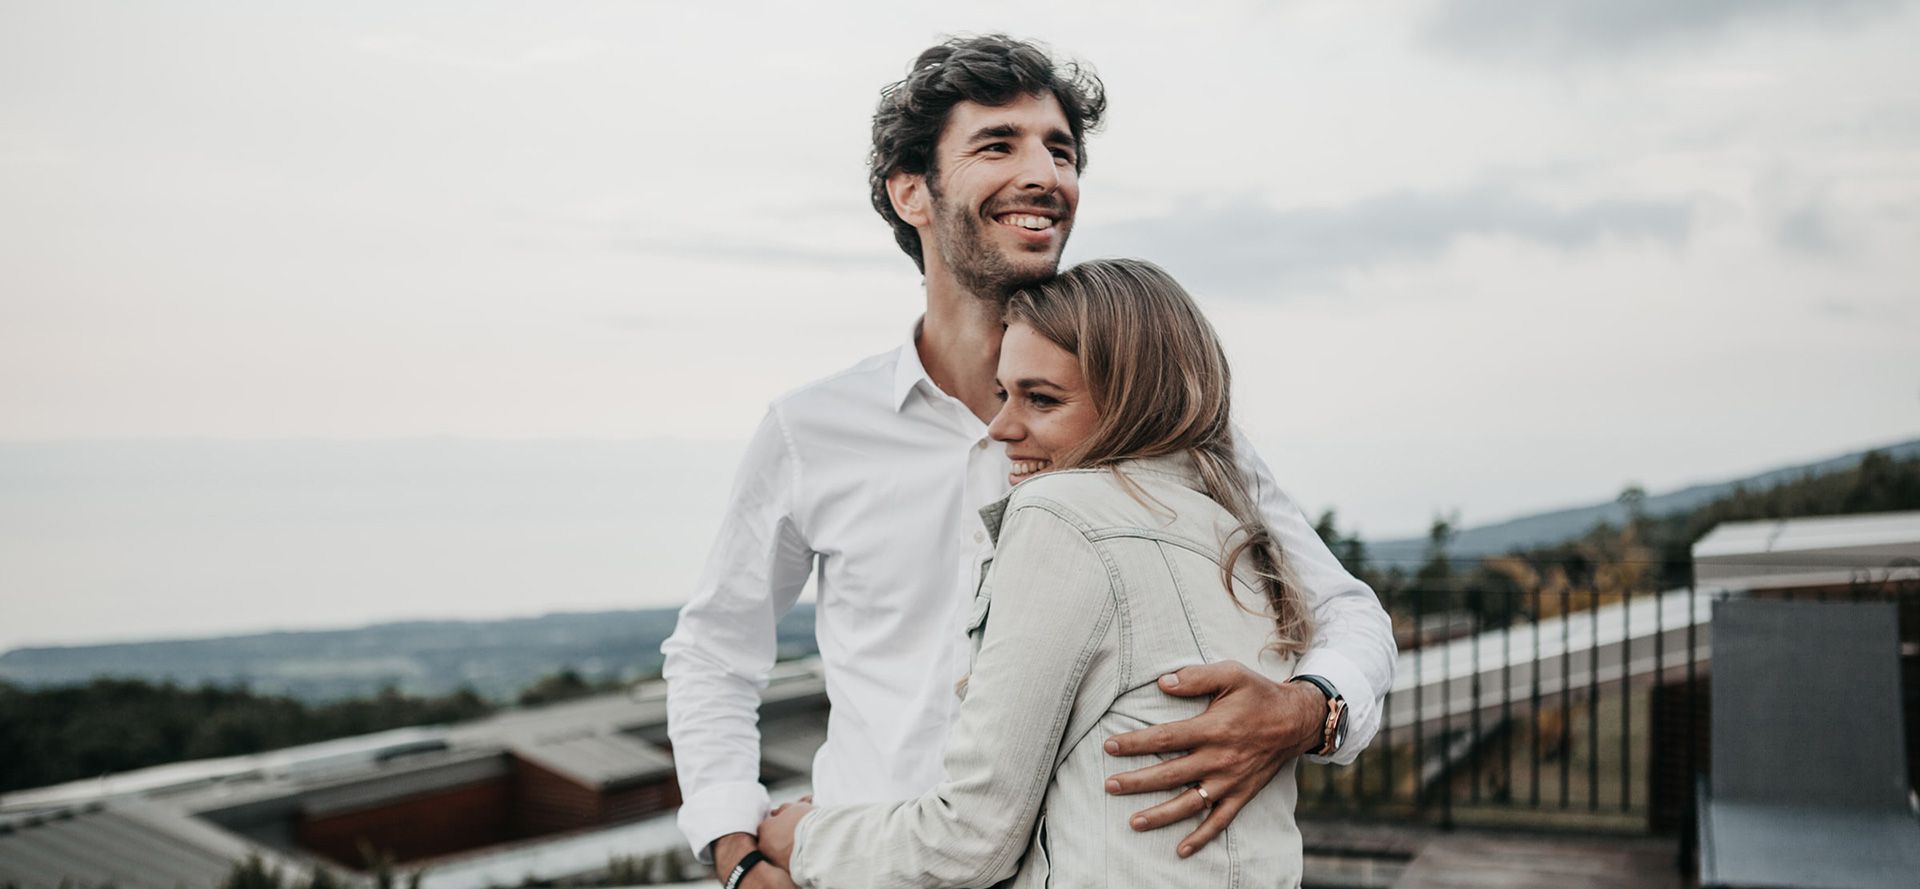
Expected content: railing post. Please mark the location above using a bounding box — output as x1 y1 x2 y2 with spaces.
1503 584 1513 804
1560 584 1572 809
1622 582 1633 813
1443 579 1455 830
1414 587 1426 812
1471 586 1483 806
1589 582 1601 812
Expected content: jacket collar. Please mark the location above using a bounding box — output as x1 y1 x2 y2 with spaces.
977 451 1208 544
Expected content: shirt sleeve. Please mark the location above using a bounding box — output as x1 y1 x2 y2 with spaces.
788 502 1113 889
661 406 816 861
1233 427 1397 765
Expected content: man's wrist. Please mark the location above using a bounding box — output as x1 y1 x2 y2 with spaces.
710 832 759 881
1288 674 1347 755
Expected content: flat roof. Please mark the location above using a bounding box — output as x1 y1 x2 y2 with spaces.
1693 510 1920 593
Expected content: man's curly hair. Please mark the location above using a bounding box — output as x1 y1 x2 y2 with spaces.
869 35 1107 272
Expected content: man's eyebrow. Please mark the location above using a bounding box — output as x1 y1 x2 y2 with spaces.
965 123 1023 143
965 123 1076 150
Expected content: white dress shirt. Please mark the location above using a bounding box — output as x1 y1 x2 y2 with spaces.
660 328 1396 861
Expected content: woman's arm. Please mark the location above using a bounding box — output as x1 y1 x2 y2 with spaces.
775 500 1115 889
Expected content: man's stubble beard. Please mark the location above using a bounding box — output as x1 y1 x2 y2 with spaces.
930 191 1070 303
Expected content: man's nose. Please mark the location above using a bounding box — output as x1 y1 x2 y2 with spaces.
1014 144 1059 193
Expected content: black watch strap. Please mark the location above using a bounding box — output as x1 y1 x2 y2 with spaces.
1289 673 1348 753
1290 673 1338 701
724 849 767 889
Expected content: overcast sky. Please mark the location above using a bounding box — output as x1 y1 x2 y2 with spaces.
3 1 1917 648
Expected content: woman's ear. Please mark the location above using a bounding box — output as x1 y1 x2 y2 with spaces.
888 170 932 228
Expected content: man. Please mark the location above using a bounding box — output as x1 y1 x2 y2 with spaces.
662 35 1395 888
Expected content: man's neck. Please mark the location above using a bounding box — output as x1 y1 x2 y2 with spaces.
917 273 1005 425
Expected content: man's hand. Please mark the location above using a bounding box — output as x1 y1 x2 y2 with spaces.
1102 662 1325 857
755 801 814 871
710 832 799 889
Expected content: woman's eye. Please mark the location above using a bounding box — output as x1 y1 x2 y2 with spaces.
1029 393 1059 407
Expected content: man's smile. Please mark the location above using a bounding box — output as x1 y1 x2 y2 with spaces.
995 213 1056 231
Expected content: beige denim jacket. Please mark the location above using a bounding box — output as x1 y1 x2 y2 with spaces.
790 453 1303 889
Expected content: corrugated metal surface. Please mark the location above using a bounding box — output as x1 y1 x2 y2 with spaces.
0 801 320 889
510 734 674 790
759 710 829 777
299 750 508 818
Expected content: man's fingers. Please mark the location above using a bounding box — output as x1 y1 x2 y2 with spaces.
1176 794 1246 858
1123 784 1211 832
1106 751 1210 795
1155 661 1254 699
1105 718 1209 758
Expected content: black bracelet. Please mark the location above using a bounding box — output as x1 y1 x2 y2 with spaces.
724 849 767 889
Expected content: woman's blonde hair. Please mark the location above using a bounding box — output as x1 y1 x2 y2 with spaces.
1004 258 1313 656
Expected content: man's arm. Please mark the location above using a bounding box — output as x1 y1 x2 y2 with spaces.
661 407 815 870
1104 430 1396 852
1237 428 1396 762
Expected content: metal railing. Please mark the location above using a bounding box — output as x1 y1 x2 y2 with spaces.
1294 561 1920 835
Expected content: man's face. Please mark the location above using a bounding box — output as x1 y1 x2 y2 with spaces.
925 92 1081 297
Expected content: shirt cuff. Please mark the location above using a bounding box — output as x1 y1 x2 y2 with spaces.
679 779 772 863
1294 648 1376 766
788 808 824 888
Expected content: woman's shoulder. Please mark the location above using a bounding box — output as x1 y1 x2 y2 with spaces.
1005 461 1227 541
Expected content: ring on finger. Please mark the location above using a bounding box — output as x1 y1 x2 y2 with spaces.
1193 784 1211 805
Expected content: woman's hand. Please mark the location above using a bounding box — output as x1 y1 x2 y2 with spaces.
756 801 815 870
1101 662 1324 857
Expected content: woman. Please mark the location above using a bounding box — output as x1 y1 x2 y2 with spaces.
757 259 1314 888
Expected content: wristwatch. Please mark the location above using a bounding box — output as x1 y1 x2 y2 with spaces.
1289 674 1347 756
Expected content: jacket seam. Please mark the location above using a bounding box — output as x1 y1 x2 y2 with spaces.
1157 540 1215 661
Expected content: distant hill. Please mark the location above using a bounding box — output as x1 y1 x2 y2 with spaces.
0 604 818 702
1366 437 1920 566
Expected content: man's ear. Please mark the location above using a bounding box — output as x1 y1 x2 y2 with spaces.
887 170 932 228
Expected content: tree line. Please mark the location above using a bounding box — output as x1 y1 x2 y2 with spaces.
1315 448 1920 639
0 668 625 795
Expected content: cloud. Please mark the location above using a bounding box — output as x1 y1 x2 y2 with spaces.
1421 0 1906 62
1778 204 1839 253
352 34 605 73
613 237 902 270
1070 184 1691 297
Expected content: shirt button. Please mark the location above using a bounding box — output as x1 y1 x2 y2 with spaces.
976 439 989 450
974 530 986 543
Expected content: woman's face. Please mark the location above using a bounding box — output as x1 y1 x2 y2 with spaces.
987 321 1101 487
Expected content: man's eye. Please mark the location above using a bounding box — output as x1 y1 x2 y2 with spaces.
994 389 1008 402
1051 148 1076 164
983 142 1012 154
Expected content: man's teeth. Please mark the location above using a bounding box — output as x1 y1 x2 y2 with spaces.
998 214 1054 231
1011 460 1049 476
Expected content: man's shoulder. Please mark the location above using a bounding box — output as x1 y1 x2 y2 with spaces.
763 344 903 428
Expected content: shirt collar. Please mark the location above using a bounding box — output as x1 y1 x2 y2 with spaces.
890 317 932 413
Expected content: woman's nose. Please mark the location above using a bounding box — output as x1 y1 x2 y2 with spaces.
986 405 1020 442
